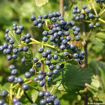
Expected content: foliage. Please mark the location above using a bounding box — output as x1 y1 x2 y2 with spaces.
0 0 105 105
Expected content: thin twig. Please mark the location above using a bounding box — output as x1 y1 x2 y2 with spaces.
82 22 88 67
60 0 63 16
28 28 37 51
50 85 55 93
24 91 33 103
41 61 47 91
84 88 88 105
96 53 105 61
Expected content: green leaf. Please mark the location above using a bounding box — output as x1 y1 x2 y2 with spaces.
98 66 105 91
9 31 21 46
61 64 93 92
31 89 38 103
97 91 105 103
52 64 93 92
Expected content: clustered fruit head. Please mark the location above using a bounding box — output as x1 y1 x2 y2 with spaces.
0 7 85 104
72 2 102 28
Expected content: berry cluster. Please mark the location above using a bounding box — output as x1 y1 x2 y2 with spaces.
0 11 85 105
96 0 105 3
39 92 60 105
72 5 100 28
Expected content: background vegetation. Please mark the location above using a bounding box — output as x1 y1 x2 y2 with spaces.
0 0 105 105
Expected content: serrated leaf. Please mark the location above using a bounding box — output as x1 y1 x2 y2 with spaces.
61 64 93 92
52 64 93 92
31 89 38 103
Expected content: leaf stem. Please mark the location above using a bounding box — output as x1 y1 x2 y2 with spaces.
9 83 13 105
24 91 33 103
82 22 88 67
99 18 105 24
41 61 47 91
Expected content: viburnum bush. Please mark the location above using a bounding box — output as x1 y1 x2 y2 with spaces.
0 0 105 105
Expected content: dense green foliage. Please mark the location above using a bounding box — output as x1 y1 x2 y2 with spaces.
0 0 105 105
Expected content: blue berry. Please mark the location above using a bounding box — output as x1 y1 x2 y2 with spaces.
33 57 39 63
66 36 71 41
42 31 48 36
12 98 19 104
89 23 94 28
23 46 28 52
3 43 8 48
53 54 58 60
26 33 31 39
63 51 69 56
60 44 65 50
13 48 18 54
9 65 15 70
34 77 38 81
73 5 78 9
30 15 36 21
25 72 31 78
38 75 44 80
56 65 60 70
38 91 44 97
38 23 42 28
38 47 44 53
29 68 35 74
0 46 4 51
8 76 15 82
44 91 50 97
5 29 10 33
22 84 29 91
0 90 8 97
49 64 54 70
54 99 60 105
14 102 22 105
11 69 18 75
9 39 14 44
40 99 47 105
42 36 48 42
3 103 9 105
33 20 38 26
45 60 51 65
46 77 52 82
46 71 52 76
39 80 45 87
25 39 31 44
46 49 51 54
18 47 23 52
95 14 100 18
42 52 48 57
36 62 41 67
95 22 100 27
73 53 79 58
0 99 5 105
43 14 48 19
89 13 94 18
75 35 81 41
16 29 21 34
17 77 24 83
19 25 24 30
21 35 26 41
53 69 58 74
38 70 43 74
82 5 87 9
7 55 12 61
